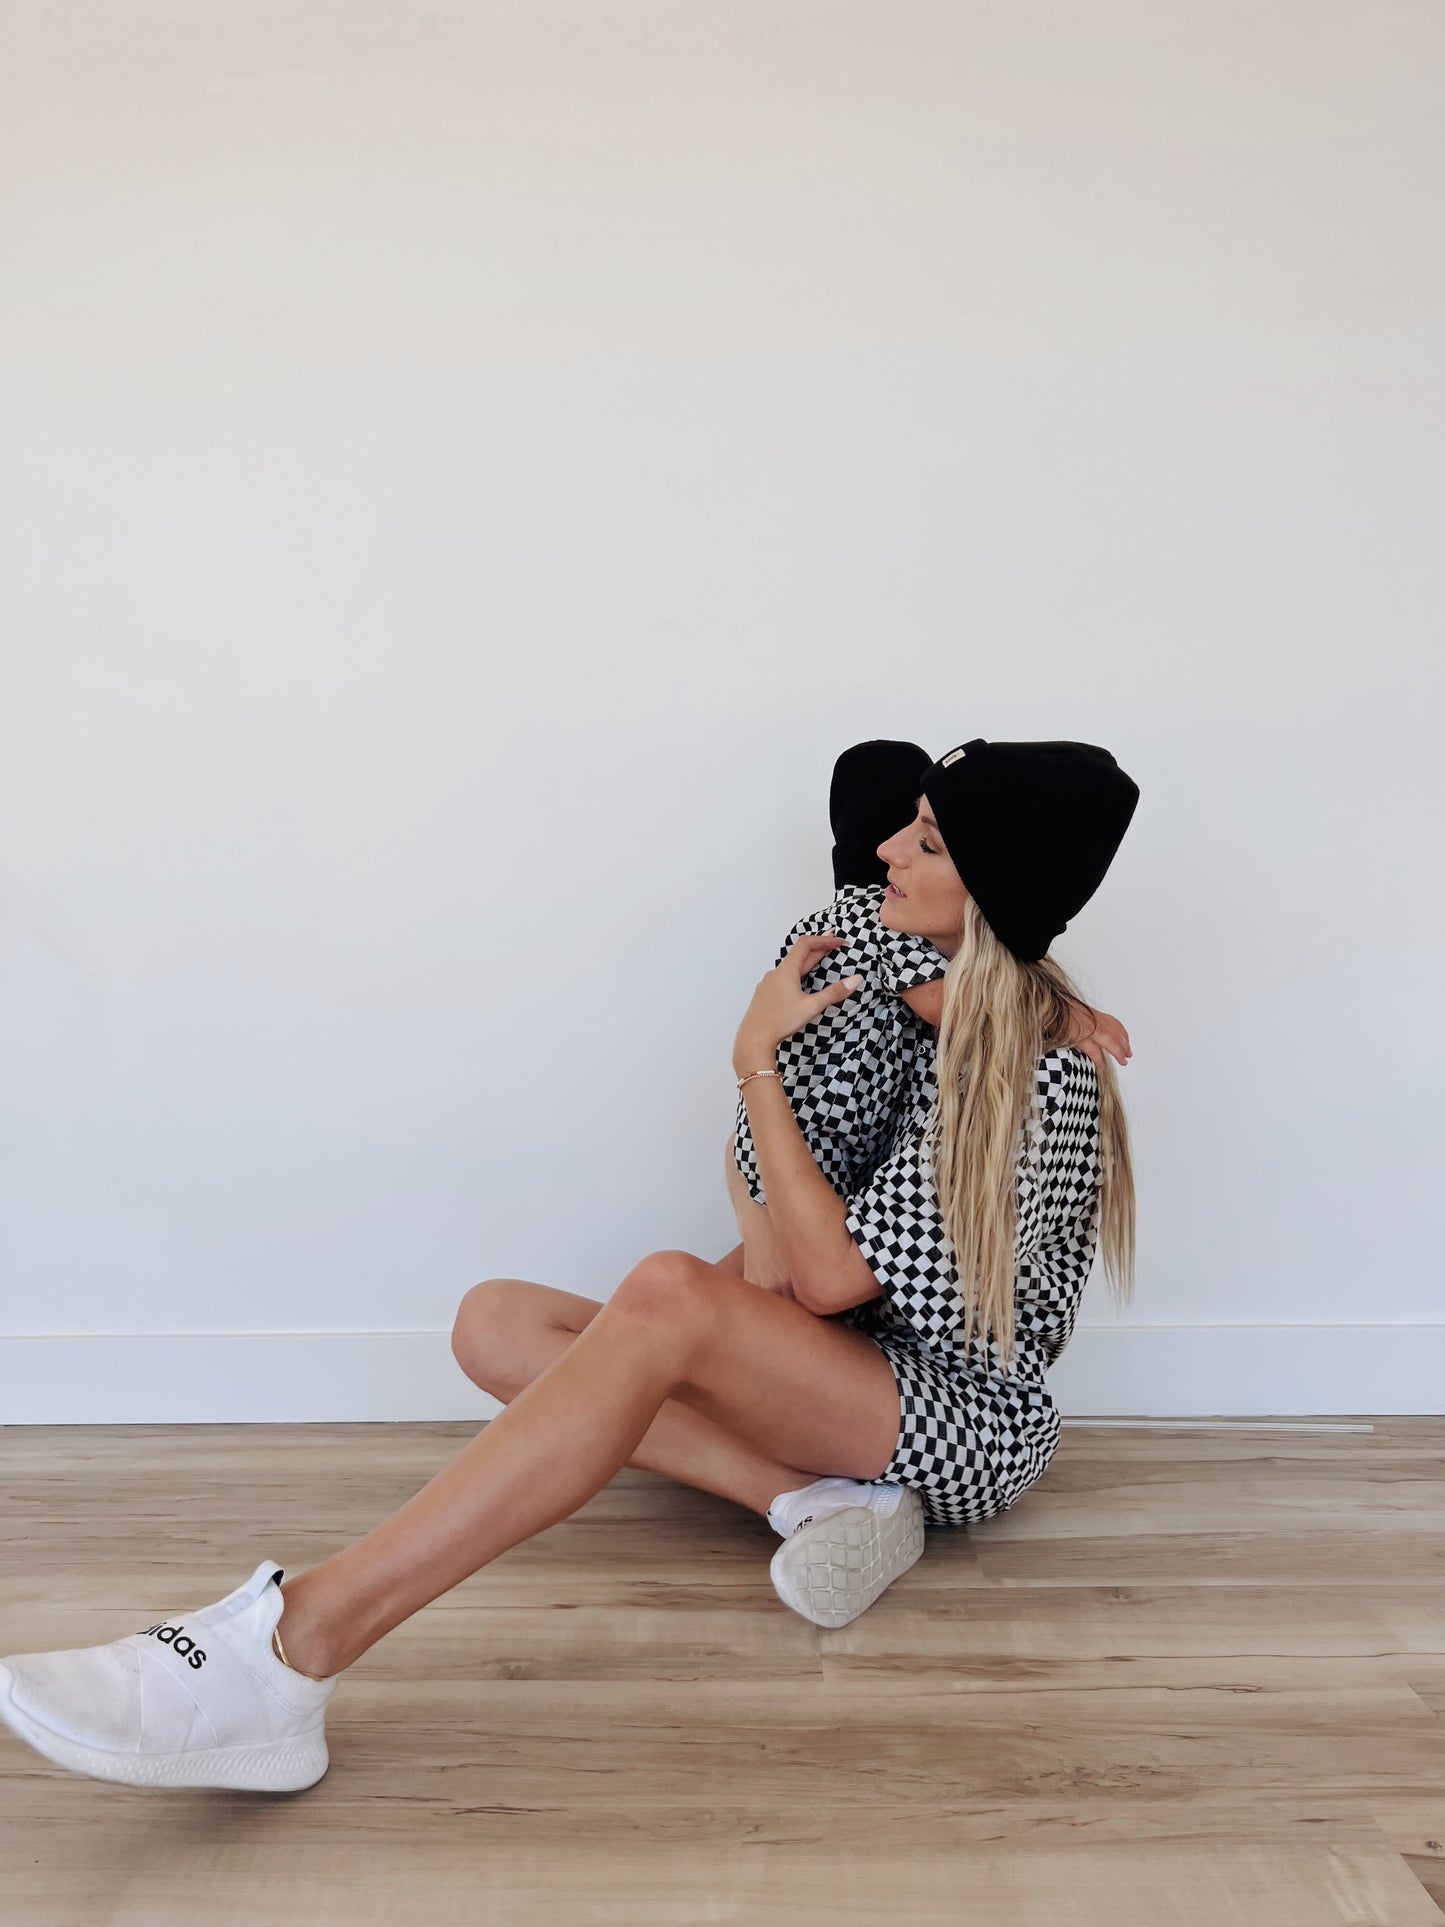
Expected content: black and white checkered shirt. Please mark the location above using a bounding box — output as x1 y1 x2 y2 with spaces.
837 1042 1105 1391
830 1039 1104 1526
732 883 949 1207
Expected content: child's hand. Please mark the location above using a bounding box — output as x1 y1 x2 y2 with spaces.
1067 1001 1132 1071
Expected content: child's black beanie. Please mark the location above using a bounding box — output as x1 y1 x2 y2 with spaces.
829 739 935 890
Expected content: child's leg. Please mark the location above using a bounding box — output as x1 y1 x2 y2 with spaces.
722 1133 795 1291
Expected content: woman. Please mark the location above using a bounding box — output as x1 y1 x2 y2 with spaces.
723 733 1131 1297
0 736 1138 1794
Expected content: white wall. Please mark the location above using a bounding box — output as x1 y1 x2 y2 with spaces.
2 0 1441 1422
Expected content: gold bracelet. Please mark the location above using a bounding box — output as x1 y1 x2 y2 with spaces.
736 1068 781 1092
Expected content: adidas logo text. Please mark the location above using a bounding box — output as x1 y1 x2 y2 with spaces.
136 1621 209 1670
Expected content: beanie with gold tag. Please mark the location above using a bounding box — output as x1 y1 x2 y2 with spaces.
917 738 1140 962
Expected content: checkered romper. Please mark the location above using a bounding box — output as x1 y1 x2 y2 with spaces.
833 1045 1104 1525
732 883 950 1207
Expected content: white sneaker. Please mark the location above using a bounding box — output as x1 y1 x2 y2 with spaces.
769 1487 926 1629
0 1558 339 1792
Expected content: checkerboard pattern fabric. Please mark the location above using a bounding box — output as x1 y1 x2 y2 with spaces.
732 883 949 1206
842 1329 1063 1526
835 1045 1104 1525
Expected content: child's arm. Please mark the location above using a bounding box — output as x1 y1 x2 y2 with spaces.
901 979 1132 1068
1072 1004 1132 1065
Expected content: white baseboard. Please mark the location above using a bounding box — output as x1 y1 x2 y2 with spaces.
0 1332 505 1427
1 1326 1442 1424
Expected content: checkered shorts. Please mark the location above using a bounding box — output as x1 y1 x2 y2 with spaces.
837 1308 1062 1526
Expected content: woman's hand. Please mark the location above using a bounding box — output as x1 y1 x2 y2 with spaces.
1065 1001 1132 1072
732 934 862 1073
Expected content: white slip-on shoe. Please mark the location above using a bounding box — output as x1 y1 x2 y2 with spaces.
769 1487 926 1629
0 1558 339 1792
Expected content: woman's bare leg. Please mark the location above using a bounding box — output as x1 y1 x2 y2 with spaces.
273 1251 900 1680
450 1276 817 1517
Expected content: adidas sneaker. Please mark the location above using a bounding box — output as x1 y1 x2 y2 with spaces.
0 1558 338 1792
769 1486 926 1628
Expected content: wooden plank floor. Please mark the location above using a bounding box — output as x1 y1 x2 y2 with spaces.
1 1416 1442 1926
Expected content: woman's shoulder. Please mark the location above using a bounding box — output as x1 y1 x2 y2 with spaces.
1031 1047 1101 1133
1037 1043 1099 1078
904 1042 1099 1119
1037 1043 1099 1084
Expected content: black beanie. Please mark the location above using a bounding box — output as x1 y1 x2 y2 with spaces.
829 739 935 890
917 738 1140 962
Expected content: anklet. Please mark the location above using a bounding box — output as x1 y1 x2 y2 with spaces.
272 1623 330 1683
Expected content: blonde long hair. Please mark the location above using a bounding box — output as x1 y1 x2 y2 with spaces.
927 895 1136 1374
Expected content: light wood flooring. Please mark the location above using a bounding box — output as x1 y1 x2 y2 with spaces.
1 1416 1442 1926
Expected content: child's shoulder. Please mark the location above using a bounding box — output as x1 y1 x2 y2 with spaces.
774 886 877 970
779 885 947 993
780 883 884 947
823 882 891 939
859 890 950 991
802 885 950 993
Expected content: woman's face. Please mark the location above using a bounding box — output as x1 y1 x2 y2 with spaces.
876 792 970 958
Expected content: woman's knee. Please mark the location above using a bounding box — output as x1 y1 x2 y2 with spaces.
610 1250 710 1329
451 1278 528 1385
455 1261 703 1387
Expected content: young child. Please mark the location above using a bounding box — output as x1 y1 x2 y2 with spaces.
729 740 945 1214
727 738 1126 1290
